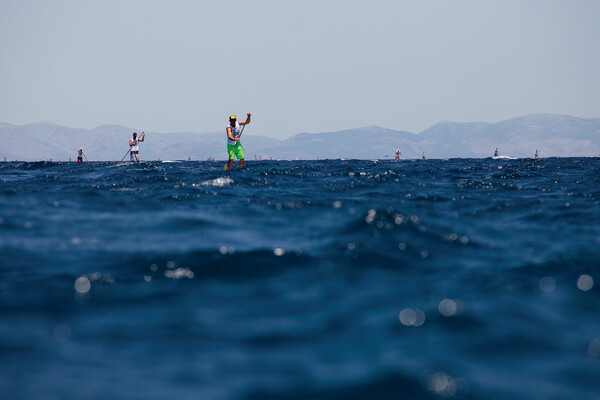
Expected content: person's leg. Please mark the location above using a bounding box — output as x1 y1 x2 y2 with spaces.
226 144 235 170
135 153 140 162
130 151 134 162
237 144 245 168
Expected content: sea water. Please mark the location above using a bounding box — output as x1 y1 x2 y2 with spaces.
0 158 599 400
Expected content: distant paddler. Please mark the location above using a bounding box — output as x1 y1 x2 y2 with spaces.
494 148 499 157
535 149 539 159
77 148 87 163
395 149 402 160
129 132 145 162
224 113 251 170
422 152 426 160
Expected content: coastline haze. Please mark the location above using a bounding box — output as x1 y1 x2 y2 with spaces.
1 113 599 161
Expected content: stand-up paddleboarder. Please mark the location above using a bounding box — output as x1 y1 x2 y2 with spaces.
77 148 87 163
129 132 145 162
224 113 251 170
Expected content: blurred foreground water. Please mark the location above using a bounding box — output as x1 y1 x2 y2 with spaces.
0 158 599 399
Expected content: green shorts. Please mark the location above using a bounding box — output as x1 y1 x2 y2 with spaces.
227 143 244 160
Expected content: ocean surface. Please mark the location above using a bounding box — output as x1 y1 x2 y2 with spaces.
1 158 599 400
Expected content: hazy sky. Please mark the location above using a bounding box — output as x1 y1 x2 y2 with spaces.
1 0 599 139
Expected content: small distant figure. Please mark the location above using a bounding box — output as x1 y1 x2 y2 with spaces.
422 152 426 160
188 157 191 161
129 132 145 162
494 148 499 157
395 149 402 160
77 148 86 163
534 149 539 159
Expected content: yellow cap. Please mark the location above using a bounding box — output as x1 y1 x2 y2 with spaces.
229 115 237 120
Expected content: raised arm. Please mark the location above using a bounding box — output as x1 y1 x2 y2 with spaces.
239 113 252 126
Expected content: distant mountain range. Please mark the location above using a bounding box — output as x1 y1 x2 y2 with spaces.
1 114 599 161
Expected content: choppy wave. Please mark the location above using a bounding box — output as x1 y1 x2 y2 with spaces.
197 177 234 187
1 158 599 400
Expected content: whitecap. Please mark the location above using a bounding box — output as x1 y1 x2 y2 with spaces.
196 177 233 187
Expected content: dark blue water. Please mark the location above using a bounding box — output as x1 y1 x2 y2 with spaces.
1 158 599 400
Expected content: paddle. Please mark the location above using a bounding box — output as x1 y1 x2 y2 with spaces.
222 123 246 171
120 149 130 162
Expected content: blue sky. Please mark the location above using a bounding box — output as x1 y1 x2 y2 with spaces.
1 0 599 138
